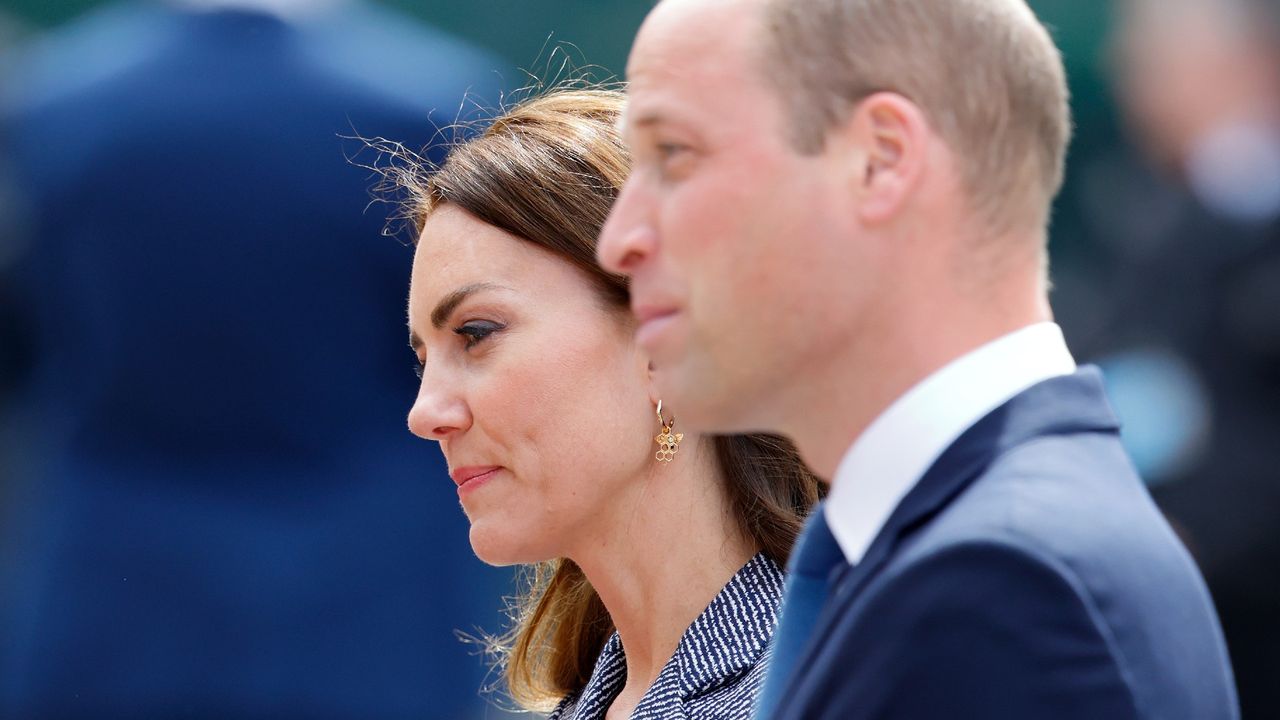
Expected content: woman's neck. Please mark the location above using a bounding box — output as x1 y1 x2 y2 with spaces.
569 438 758 713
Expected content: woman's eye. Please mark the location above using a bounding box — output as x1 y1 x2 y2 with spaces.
454 321 503 350
412 358 425 380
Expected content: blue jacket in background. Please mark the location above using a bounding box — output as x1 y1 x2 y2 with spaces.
0 2 512 717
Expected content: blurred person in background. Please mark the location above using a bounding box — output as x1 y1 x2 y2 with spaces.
0 0 515 717
0 10 30 421
1051 0 1280 714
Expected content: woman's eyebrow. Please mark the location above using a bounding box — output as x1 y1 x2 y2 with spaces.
409 282 511 352
429 282 507 329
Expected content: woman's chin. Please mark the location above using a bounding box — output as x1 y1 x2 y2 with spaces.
468 523 546 567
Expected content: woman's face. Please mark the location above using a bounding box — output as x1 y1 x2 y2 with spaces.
407 204 656 565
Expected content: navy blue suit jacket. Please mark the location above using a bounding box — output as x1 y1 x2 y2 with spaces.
773 368 1238 720
0 3 508 717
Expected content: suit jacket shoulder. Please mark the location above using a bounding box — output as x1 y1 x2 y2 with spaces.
812 536 1140 719
778 369 1238 720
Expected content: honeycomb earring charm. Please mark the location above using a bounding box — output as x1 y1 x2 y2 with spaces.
654 400 683 463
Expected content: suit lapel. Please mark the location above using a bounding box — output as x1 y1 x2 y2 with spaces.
775 367 1122 710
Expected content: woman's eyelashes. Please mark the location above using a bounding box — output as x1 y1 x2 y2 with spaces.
454 320 504 350
411 320 506 378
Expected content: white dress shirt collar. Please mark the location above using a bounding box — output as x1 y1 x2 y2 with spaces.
825 322 1077 564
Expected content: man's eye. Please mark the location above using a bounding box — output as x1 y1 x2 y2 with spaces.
657 142 688 160
654 142 695 180
454 321 503 350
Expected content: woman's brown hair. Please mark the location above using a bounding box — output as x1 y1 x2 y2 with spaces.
387 88 821 712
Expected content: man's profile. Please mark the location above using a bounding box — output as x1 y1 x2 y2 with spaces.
598 0 1240 718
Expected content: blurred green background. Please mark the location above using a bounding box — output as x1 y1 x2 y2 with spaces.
0 0 1126 264
0 1 1112 94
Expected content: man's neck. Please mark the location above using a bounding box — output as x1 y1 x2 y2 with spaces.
786 281 1051 479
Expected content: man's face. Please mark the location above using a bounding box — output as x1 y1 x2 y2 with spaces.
599 0 866 434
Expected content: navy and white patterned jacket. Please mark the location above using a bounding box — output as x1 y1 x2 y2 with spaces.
549 553 784 720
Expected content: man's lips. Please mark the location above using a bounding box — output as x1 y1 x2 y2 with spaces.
632 303 679 325
449 466 501 488
633 304 680 348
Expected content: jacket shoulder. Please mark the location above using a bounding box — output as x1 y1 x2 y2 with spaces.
801 539 1140 720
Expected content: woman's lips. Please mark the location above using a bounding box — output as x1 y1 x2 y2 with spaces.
449 466 501 496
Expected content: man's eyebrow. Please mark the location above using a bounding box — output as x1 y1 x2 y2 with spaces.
620 99 678 134
627 110 664 130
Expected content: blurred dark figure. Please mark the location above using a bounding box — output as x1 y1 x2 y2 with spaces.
0 0 513 717
1054 0 1280 715
0 11 29 410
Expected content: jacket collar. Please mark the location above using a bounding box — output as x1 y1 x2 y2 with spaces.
672 553 784 698
572 553 784 715
784 367 1122 700
826 322 1077 564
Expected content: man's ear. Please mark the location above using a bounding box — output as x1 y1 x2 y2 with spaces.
831 91 930 225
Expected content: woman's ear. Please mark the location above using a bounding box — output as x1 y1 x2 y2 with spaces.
645 360 662 407
631 339 662 405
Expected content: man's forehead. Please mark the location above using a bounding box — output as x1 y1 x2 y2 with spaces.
641 0 765 30
627 0 763 83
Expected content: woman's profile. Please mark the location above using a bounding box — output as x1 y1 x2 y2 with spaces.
394 88 821 719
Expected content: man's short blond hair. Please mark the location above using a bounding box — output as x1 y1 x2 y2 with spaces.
760 0 1072 233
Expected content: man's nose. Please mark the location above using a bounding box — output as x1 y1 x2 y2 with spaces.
598 178 657 276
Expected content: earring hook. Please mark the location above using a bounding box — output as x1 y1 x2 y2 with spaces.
656 400 674 429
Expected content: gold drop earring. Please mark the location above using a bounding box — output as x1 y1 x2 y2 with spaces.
654 400 683 463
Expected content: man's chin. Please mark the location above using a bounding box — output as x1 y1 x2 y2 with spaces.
652 364 746 435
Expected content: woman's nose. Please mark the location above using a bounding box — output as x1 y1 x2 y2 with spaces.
407 380 471 441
